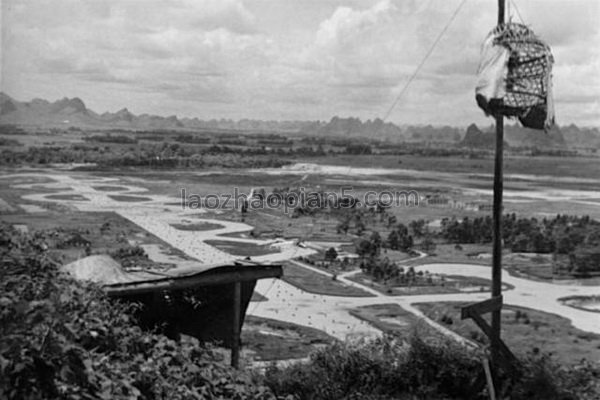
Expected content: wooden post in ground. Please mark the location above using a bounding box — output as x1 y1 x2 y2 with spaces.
483 358 497 400
231 281 242 368
491 0 505 369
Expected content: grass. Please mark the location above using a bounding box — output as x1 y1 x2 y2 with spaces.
242 315 334 361
559 296 600 314
348 303 429 337
302 248 409 275
95 168 301 199
506 199 600 221
302 153 600 181
170 222 224 231
404 244 600 284
298 259 358 276
204 240 281 256
347 271 511 296
0 210 193 264
414 301 600 366
381 248 414 262
17 184 72 192
217 230 255 239
281 262 374 297
0 197 16 213
404 243 493 267
108 194 152 202
250 291 268 302
0 175 56 185
502 252 558 280
45 193 89 201
92 185 128 191
240 208 350 241
501 253 600 284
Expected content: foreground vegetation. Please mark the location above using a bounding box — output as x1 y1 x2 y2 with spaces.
265 335 600 400
415 302 600 366
0 224 275 399
2 223 599 399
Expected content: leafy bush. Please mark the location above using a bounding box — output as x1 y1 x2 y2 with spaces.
264 334 600 400
0 224 276 399
2 223 598 399
265 335 485 400
508 353 600 400
110 245 147 260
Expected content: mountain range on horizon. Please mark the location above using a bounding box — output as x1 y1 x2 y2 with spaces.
1 93 599 149
0 92 320 133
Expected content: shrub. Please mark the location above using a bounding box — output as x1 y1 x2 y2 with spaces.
0 224 276 399
264 333 600 400
508 353 600 400
111 245 147 260
469 330 487 343
265 335 485 400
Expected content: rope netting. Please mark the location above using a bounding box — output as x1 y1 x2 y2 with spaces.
476 23 555 130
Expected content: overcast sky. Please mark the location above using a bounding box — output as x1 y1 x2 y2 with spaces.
1 0 598 126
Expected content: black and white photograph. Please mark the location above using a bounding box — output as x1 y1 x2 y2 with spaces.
1 0 599 399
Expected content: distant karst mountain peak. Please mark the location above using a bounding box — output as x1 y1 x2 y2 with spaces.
0 93 598 149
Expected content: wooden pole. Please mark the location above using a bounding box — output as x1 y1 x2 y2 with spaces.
491 0 505 368
497 0 505 26
231 281 242 368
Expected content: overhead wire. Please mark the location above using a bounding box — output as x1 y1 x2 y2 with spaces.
509 0 526 24
279 0 470 213
246 0 470 194
245 0 470 341
339 0 469 183
380 0 469 123
247 1 470 263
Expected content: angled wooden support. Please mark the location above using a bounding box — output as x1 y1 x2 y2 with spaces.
461 296 519 371
231 281 242 368
461 295 503 319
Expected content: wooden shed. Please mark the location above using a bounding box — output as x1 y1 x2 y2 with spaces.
63 256 282 366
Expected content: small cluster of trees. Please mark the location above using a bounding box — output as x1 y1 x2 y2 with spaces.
355 219 430 254
440 214 598 251
387 224 414 251
0 124 27 135
344 143 372 155
359 255 437 286
324 247 338 262
353 228 436 285
441 215 494 244
354 233 380 258
440 214 600 275
110 245 152 270
85 134 137 144
352 212 600 279
335 207 395 236
0 142 289 169
0 138 22 147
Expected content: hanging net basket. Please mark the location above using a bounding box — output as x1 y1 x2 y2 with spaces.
475 23 555 131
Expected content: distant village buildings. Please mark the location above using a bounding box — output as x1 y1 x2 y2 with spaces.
424 194 493 212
